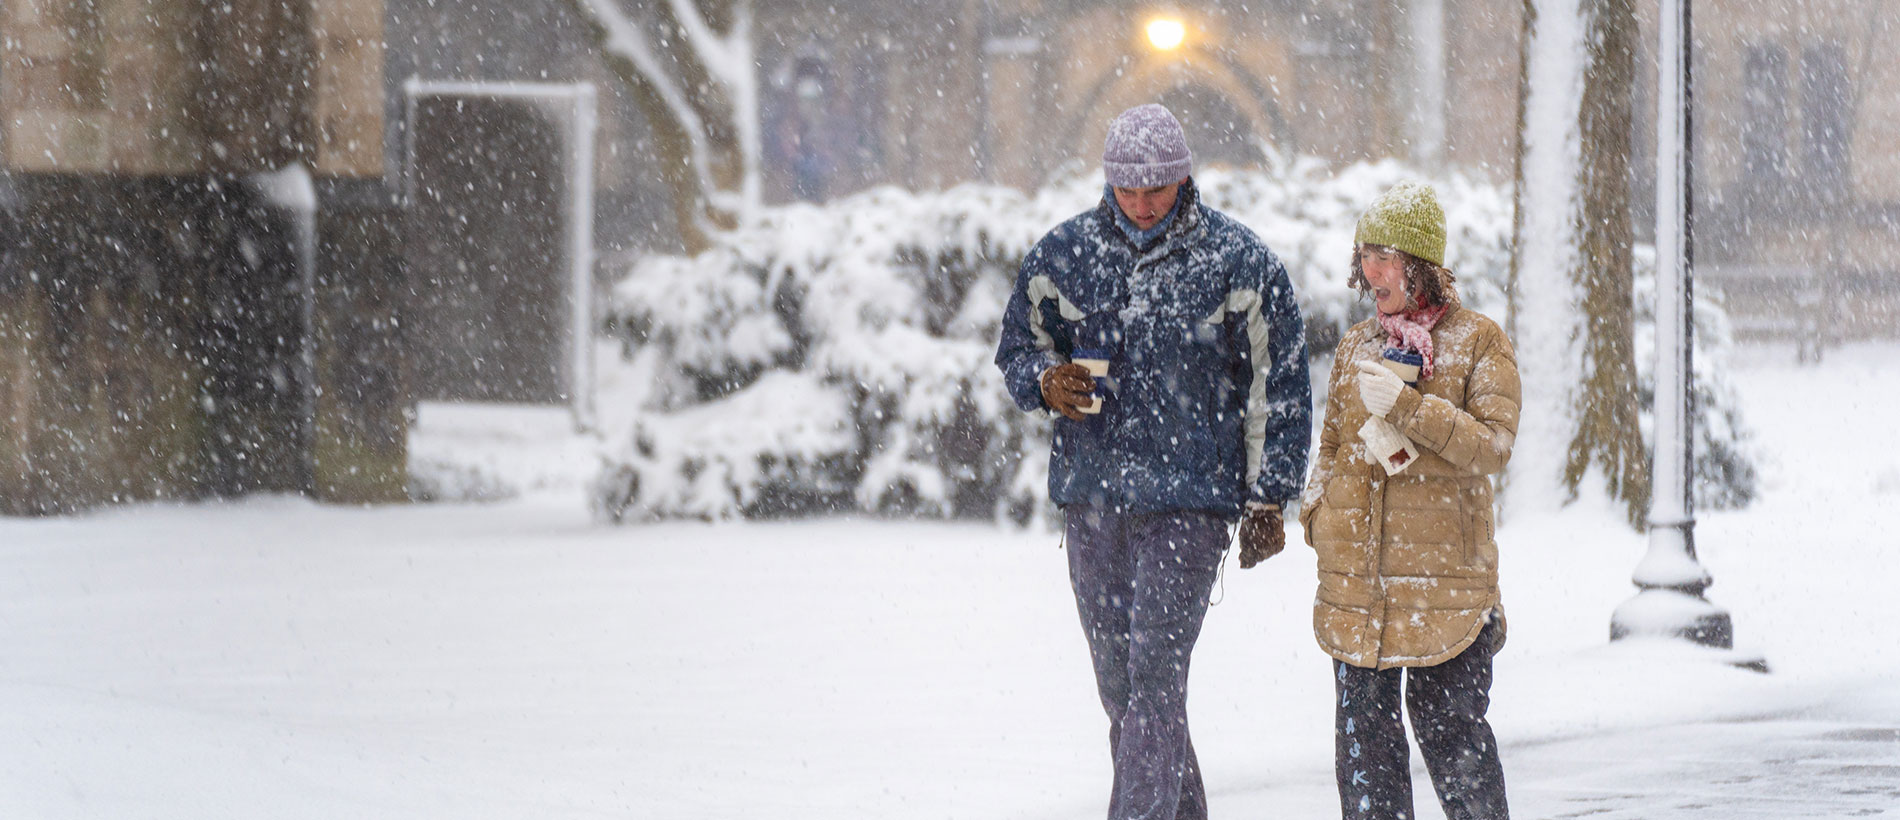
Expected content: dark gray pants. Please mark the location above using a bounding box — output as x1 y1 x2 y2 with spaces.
1334 615 1509 820
1066 506 1227 820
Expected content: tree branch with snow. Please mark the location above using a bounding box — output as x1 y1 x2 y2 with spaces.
567 0 761 252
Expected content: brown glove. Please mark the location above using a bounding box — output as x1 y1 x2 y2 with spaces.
1237 504 1285 568
1039 362 1095 422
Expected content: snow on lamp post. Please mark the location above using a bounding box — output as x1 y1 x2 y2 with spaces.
1609 0 1761 671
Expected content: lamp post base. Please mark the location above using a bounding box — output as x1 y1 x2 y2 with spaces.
1611 589 1769 673
1610 588 1731 647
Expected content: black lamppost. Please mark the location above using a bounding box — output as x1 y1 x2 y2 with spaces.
1608 0 1763 671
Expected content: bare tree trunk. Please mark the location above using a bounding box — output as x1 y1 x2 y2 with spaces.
1504 0 1535 329
620 53 722 254
1566 0 1650 527
1406 0 1448 167
1507 0 1647 526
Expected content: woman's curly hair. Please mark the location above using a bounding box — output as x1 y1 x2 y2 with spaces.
1348 245 1461 311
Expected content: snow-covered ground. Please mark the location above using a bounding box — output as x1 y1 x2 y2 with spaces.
0 340 1895 819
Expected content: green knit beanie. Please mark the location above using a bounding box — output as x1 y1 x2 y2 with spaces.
1355 181 1446 267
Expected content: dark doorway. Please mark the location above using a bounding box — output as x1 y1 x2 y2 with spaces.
407 96 570 404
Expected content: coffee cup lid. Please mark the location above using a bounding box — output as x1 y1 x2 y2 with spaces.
1382 348 1424 365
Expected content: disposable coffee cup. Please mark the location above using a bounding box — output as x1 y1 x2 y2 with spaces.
1072 349 1111 415
1381 348 1423 386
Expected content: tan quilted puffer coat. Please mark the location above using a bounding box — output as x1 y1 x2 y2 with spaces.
1298 306 1521 669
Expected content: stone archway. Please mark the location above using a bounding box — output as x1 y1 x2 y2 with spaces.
1158 84 1263 169
1051 55 1290 185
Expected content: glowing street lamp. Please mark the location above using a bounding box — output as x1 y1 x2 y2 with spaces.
1146 18 1186 51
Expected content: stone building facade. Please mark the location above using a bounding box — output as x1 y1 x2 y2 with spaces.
1 0 403 513
750 0 1527 198
754 0 1897 347
1692 0 1900 346
1 0 1891 513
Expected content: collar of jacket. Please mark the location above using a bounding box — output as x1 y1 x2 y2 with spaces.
1096 176 1204 255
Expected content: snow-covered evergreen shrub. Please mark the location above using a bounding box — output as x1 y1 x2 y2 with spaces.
1632 246 1759 510
597 184 1066 522
593 370 861 520
1192 156 1515 349
596 155 1753 522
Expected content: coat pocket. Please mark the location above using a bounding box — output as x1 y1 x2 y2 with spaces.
1312 475 1373 573
1458 481 1496 568
1466 505 1495 568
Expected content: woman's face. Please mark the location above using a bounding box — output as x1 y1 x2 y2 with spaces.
1359 245 1409 315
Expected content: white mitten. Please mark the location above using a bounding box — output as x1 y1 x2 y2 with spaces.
1358 417 1419 475
1355 360 1404 417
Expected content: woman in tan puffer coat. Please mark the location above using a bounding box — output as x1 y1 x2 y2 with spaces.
1298 181 1519 820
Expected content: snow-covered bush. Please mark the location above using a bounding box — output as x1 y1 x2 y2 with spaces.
1193 155 1515 347
596 155 1752 522
597 184 1064 522
1632 246 1759 510
593 370 862 519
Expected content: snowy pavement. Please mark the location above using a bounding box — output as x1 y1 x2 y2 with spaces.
0 341 1896 819
1510 711 1900 818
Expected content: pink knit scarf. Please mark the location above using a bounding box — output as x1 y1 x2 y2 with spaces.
1378 303 1450 380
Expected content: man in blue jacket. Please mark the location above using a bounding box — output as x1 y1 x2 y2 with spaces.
994 103 1310 820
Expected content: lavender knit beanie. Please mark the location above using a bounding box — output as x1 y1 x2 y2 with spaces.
1103 104 1193 188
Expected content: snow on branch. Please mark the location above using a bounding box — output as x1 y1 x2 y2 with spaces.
572 0 746 228
664 0 742 88
665 0 760 216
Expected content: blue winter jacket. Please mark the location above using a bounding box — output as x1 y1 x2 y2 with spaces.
994 179 1312 518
